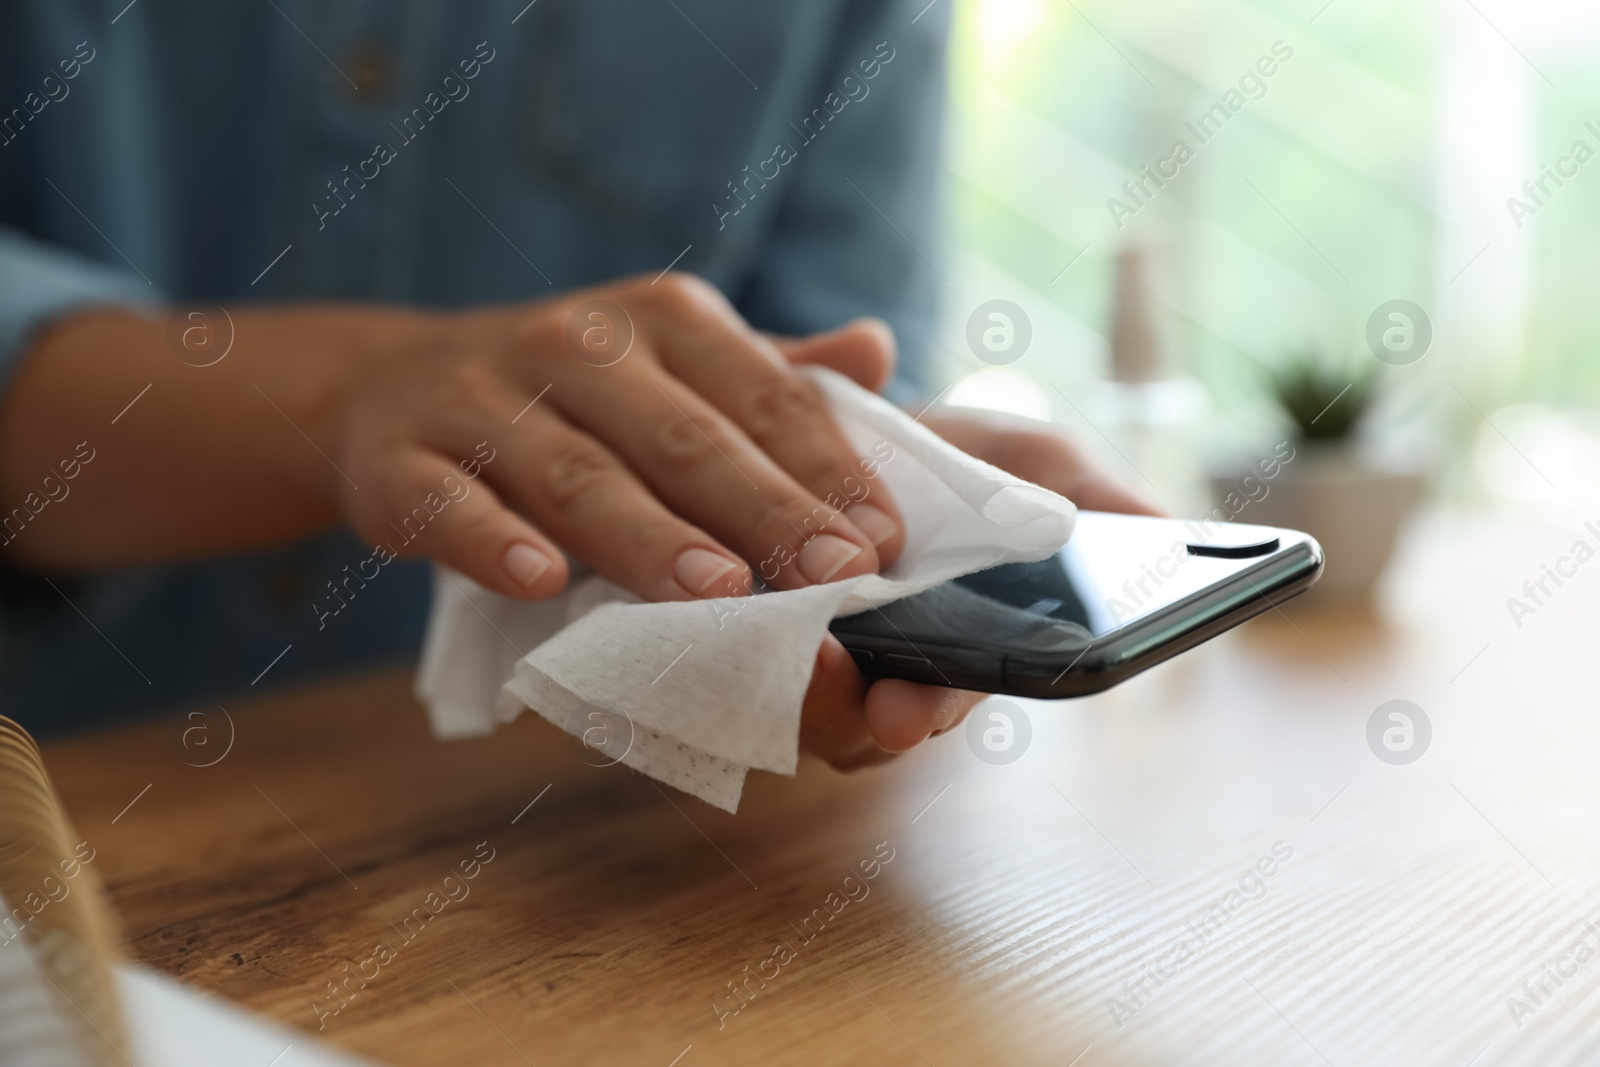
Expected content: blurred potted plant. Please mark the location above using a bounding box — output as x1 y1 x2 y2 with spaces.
1209 351 1428 605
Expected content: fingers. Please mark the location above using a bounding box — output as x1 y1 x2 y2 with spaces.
918 408 1165 516
799 635 985 772
767 317 897 394
1056 470 1165 517
550 362 888 591
406 281 920 601
668 347 906 571
1009 430 1163 516
344 446 570 601
799 636 887 771
627 280 905 571
483 405 752 602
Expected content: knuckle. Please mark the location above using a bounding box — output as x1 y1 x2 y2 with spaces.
441 360 508 414
799 455 862 503
542 438 618 509
623 521 660 560
453 507 506 554
652 410 722 468
637 272 724 315
742 373 827 437
756 496 835 549
618 510 680 563
657 271 715 302
511 312 565 355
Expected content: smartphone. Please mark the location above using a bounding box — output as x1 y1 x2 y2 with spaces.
828 511 1323 698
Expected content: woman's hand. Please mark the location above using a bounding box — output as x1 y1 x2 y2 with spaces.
913 406 1163 517
330 274 907 603
333 295 990 771
774 318 1161 517
775 319 1160 772
800 635 984 770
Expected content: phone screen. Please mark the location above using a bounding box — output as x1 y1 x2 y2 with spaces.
952 511 1281 638
829 511 1318 696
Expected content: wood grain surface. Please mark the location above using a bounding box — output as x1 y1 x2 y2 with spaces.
39 511 1600 1066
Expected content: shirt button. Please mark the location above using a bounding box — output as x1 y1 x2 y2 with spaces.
345 44 392 101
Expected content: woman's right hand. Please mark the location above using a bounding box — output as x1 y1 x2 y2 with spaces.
328 273 907 603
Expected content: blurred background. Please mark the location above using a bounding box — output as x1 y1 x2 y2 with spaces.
931 0 1600 599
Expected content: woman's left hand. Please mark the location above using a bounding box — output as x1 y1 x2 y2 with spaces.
776 319 1161 771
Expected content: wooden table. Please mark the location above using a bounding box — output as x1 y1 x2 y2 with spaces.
41 510 1600 1066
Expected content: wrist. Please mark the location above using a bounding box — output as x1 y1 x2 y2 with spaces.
273 305 454 500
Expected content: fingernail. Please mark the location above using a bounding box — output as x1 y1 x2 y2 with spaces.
503 543 551 587
844 503 897 547
798 534 863 584
674 547 740 595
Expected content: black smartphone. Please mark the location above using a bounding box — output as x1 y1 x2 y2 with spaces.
828 511 1323 698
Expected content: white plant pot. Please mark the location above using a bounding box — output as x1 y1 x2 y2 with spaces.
1207 443 1428 605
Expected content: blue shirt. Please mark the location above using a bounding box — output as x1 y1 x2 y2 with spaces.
0 0 948 734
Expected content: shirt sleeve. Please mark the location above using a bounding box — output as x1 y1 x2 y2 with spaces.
0 226 160 390
733 0 951 399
